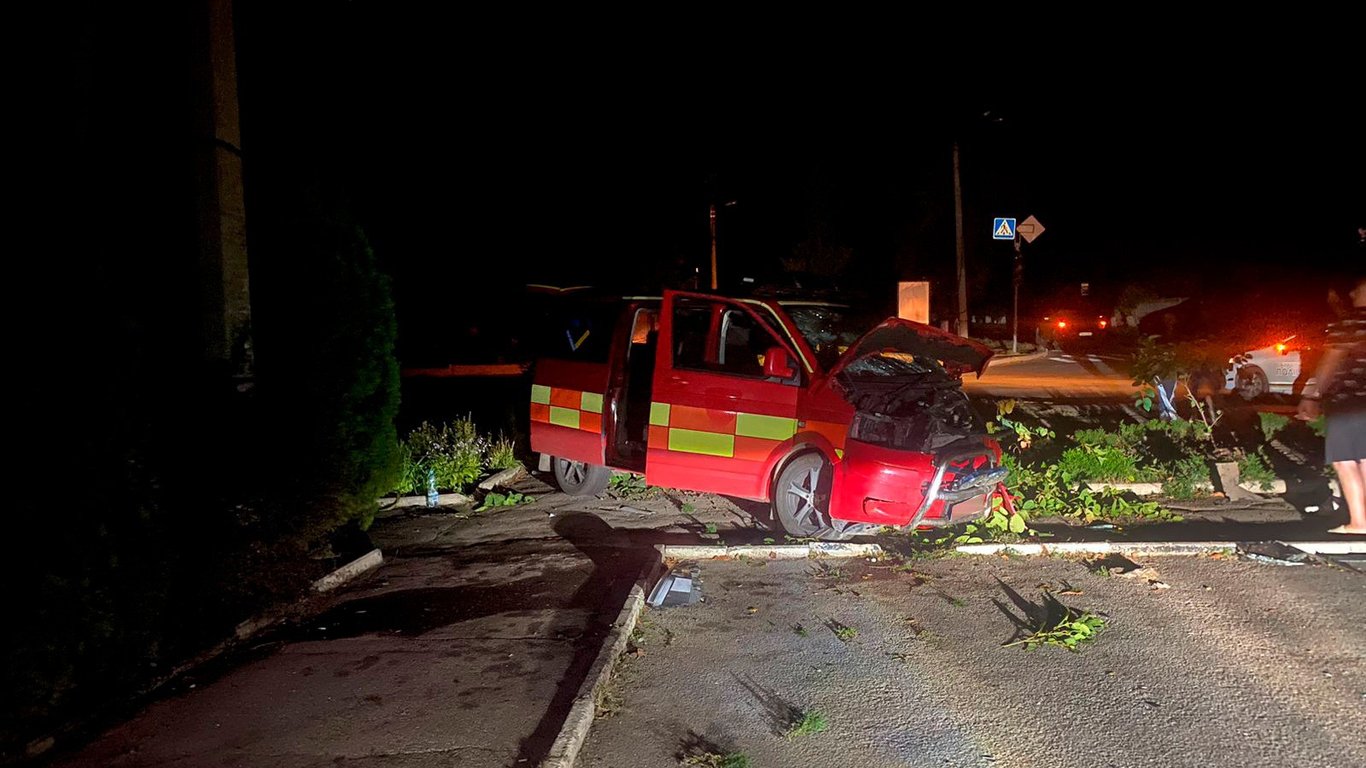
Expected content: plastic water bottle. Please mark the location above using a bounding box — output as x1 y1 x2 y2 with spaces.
426 467 438 507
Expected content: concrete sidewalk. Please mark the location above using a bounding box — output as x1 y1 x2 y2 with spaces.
54 537 650 768
48 484 748 768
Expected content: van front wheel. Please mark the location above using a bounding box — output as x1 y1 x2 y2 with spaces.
773 453 852 541
552 457 612 497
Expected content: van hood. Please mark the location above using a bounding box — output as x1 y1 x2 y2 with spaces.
827 318 994 379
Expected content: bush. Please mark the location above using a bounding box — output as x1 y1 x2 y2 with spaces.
1162 456 1210 500
393 419 487 494
1238 450 1277 491
1073 428 1126 451
1258 412 1290 442
1057 445 1159 483
487 433 520 471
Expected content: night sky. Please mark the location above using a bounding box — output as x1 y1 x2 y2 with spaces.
233 3 1364 357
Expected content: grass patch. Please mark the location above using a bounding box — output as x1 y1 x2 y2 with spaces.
785 710 828 737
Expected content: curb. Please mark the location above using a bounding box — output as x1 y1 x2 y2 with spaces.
984 348 1049 367
658 543 884 560
312 548 383 593
1084 480 1287 497
956 541 1238 556
1286 541 1366 555
955 540 1366 557
22 548 385 761
379 492 475 511
541 555 663 768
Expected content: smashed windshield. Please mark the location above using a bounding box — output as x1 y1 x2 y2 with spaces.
840 351 951 378
783 304 873 370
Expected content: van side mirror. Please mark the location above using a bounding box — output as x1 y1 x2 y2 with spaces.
763 346 796 380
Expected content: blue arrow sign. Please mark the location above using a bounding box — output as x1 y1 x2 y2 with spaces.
993 217 1016 240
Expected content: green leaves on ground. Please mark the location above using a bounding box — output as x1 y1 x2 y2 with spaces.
1004 608 1107 652
476 491 533 511
608 472 651 498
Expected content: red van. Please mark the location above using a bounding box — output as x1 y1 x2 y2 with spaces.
529 289 1011 540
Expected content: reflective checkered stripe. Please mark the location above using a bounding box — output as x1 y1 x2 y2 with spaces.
648 403 847 461
530 384 603 434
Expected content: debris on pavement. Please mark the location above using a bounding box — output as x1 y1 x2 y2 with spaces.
647 565 703 608
477 464 529 491
1238 541 1311 566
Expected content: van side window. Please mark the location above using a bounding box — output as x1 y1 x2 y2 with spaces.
673 297 782 379
672 298 714 370
536 302 619 362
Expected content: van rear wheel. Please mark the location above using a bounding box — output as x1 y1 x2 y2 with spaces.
772 453 852 541
552 457 611 496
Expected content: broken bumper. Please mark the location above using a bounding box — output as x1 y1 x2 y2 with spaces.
830 440 1007 528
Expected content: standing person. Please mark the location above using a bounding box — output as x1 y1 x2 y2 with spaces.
1297 272 1366 535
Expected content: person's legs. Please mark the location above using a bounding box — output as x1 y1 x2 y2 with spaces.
1328 460 1366 533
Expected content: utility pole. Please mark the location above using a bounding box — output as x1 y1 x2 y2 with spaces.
1012 235 1023 354
196 0 252 378
952 141 968 337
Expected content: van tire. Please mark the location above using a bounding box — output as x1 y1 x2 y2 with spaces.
552 457 612 497
772 452 853 541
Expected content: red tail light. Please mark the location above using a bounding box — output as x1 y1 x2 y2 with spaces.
1057 321 1067 329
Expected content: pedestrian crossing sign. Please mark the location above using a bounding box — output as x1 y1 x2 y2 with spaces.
993 217 1016 240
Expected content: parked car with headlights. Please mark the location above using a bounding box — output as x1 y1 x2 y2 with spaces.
1226 334 1319 400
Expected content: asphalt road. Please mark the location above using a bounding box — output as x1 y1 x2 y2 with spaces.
580 555 1366 768
968 350 1140 400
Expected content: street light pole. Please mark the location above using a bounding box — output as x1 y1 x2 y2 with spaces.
953 141 968 337
709 203 718 290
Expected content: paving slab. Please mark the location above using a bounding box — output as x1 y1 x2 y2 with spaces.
53 536 651 768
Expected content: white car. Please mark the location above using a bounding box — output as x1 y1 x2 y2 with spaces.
1226 336 1317 400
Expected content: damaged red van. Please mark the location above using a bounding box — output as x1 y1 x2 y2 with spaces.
529 289 1011 540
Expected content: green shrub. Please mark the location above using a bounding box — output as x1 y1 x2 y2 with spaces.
1258 412 1291 442
487 433 520 471
1073 428 1125 450
394 419 486 494
268 214 402 535
1162 456 1210 500
1238 450 1277 491
1057 445 1159 483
